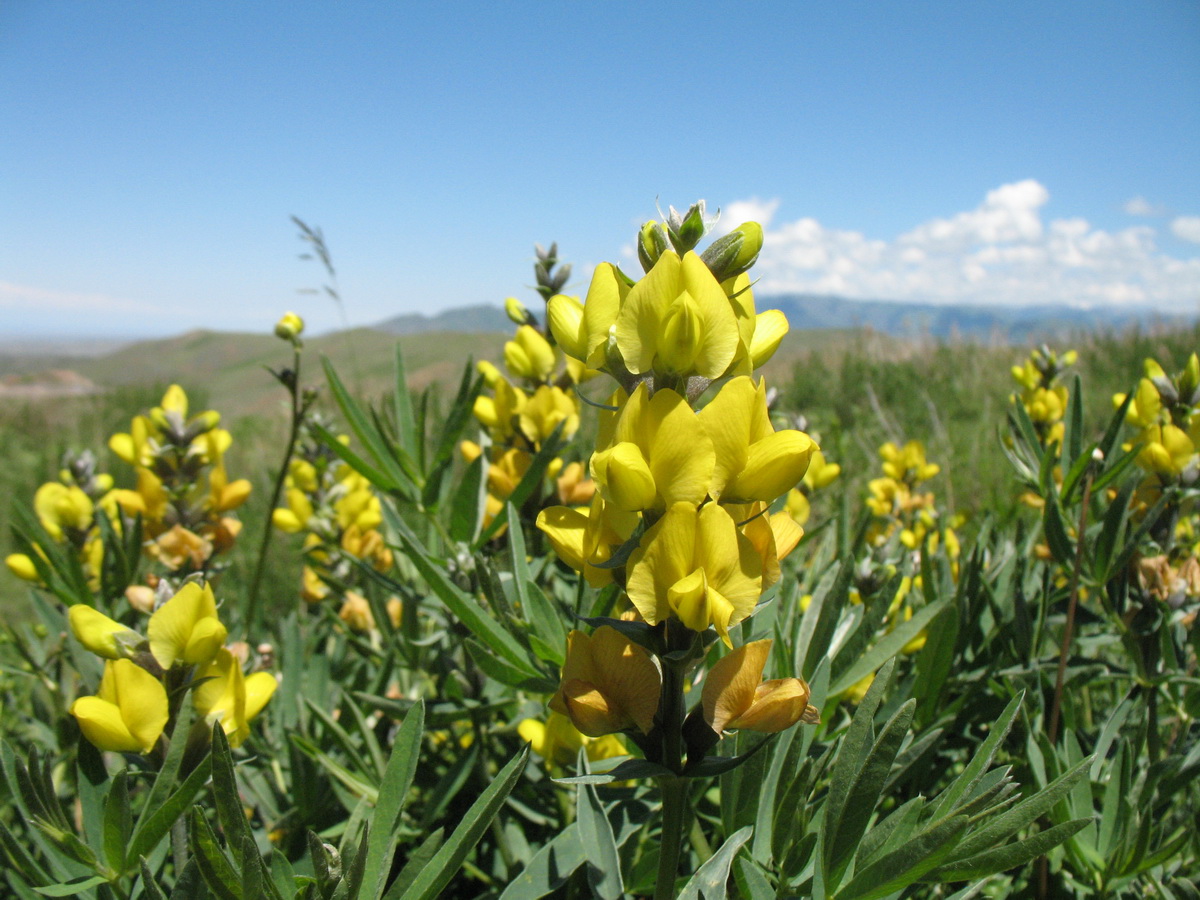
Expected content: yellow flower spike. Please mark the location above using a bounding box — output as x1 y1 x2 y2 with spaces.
699 377 814 502
616 251 739 378
701 639 818 735
34 483 94 540
505 325 557 382
626 502 762 645
6 553 40 582
549 626 661 737
518 385 580 445
68 605 143 660
71 659 169 753
591 442 657 512
547 294 588 361
599 383 715 510
147 582 228 669
748 309 790 369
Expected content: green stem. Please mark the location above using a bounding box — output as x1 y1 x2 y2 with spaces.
655 776 688 900
245 345 303 637
1048 470 1092 745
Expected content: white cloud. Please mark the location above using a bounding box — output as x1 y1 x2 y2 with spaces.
1124 195 1166 217
0 281 161 315
719 181 1200 311
1171 216 1200 244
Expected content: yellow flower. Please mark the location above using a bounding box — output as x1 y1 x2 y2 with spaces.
537 495 639 587
71 659 169 753
149 525 213 572
591 383 715 512
1136 424 1194 477
701 640 818 734
147 582 228 669
699 377 815 502
34 482 93 540
626 502 762 645
518 711 625 768
615 251 739 378
556 461 595 505
6 553 40 582
274 311 304 341
549 265 629 369
68 605 143 660
549 626 660 737
193 648 277 748
518 385 580 445
339 591 375 632
504 325 557 383
473 378 527 442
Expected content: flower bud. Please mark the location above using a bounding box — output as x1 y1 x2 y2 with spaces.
547 294 587 360
5 553 39 582
637 221 669 273
69 605 143 660
504 297 531 326
274 311 305 342
700 222 763 283
667 201 709 255
1181 353 1200 403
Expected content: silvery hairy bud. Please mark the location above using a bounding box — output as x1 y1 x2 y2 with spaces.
637 221 669 273
666 201 710 255
700 221 764 283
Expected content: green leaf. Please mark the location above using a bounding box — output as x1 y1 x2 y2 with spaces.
381 829 444 900
33 876 110 897
396 745 529 900
1063 373 1084 469
836 814 968 900
187 808 242 900
830 601 945 696
945 756 1092 862
448 454 486 544
1092 478 1136 582
577 777 624 899
126 754 213 867
733 856 775 900
133 688 198 840
210 724 251 868
139 860 169 900
929 692 1023 820
497 824 584 900
509 504 566 658
465 639 555 691
391 344 421 470
553 758 675 785
388 511 534 672
322 356 415 494
928 818 1090 882
1041 489 1074 567
101 770 131 874
826 699 916 887
363 700 425 899
677 826 753 900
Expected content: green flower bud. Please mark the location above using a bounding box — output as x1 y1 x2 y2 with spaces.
700 222 763 283
667 201 709 255
274 311 305 342
504 296 531 325
637 221 669 273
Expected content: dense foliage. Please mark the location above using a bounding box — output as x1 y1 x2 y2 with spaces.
2 206 1198 899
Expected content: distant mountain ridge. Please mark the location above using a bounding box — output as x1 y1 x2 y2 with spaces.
372 295 1191 343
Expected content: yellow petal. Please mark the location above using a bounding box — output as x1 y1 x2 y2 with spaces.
548 294 587 360
702 640 770 734
748 310 789 368
72 696 142 753
594 442 657 512
148 582 224 669
729 679 816 732
728 429 816 501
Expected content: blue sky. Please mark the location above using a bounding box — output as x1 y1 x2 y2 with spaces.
2 1 1198 337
